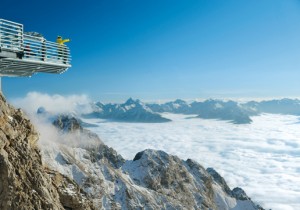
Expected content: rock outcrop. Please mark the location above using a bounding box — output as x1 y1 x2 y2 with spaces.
0 94 95 210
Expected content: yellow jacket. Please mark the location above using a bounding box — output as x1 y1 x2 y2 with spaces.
56 36 70 45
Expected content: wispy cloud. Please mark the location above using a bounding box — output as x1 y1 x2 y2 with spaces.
9 92 102 149
10 92 92 116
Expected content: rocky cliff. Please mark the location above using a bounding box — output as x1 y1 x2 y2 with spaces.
0 94 95 210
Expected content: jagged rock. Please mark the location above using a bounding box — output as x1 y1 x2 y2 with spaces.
125 149 217 209
88 145 125 168
46 168 95 210
207 167 233 196
231 187 265 210
0 93 95 210
207 168 265 210
52 115 125 169
53 115 82 132
232 187 250 201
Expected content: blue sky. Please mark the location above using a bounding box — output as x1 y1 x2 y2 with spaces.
2 0 300 102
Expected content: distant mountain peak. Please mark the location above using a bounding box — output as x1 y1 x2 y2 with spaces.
174 99 187 104
37 106 47 114
83 97 171 123
125 97 137 105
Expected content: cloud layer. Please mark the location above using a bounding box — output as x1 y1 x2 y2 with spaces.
83 113 300 210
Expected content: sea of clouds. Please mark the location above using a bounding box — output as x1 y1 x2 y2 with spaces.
11 92 300 210
83 114 300 210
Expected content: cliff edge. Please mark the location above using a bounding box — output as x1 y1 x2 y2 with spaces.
0 94 95 210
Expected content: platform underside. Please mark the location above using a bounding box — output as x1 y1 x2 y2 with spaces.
0 58 70 77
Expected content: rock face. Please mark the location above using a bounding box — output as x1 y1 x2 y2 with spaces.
53 115 82 132
0 94 94 210
42 115 264 210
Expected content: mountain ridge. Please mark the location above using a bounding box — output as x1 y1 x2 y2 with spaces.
83 98 171 123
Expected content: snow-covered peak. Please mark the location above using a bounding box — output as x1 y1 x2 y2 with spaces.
173 99 187 105
124 97 138 105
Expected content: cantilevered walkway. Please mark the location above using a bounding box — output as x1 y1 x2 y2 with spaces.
0 19 71 77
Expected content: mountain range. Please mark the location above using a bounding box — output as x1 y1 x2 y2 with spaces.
83 98 171 123
148 99 253 124
38 98 300 125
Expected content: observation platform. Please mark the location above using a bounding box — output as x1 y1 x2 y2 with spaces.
0 19 71 77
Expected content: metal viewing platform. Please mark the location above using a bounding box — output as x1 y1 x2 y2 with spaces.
0 19 71 77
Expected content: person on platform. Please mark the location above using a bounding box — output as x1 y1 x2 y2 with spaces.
56 36 70 64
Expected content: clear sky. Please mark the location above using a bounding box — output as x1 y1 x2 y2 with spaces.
1 0 300 102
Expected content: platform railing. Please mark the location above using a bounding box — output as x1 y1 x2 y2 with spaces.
0 19 23 52
0 19 71 66
23 34 71 66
